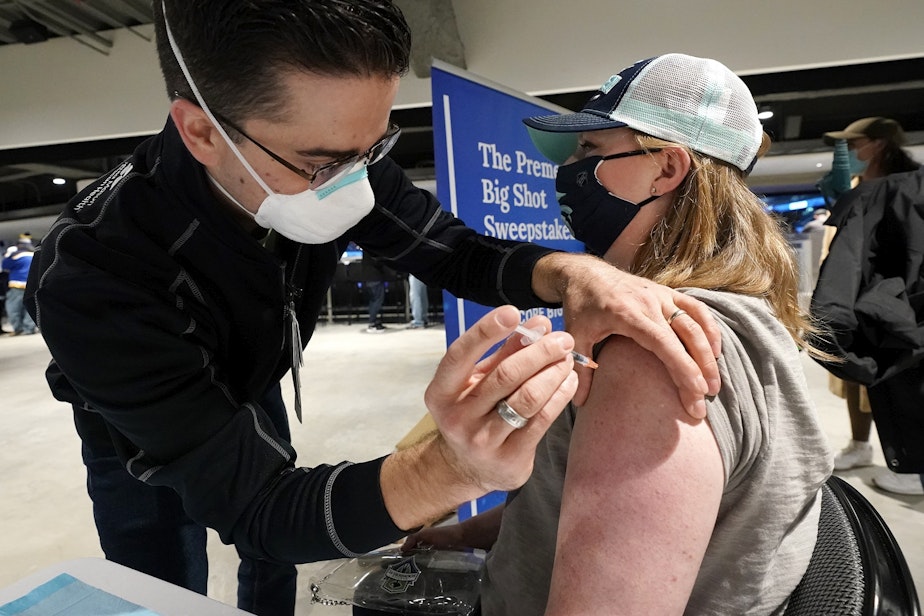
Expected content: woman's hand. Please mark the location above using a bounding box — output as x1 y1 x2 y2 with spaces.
402 524 467 551
403 504 505 552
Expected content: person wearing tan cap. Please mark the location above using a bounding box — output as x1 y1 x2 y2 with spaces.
818 117 921 495
822 116 919 183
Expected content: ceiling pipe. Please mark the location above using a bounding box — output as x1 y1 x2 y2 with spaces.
14 5 71 39
30 0 113 47
0 25 21 43
115 0 153 24
33 0 98 31
754 80 924 104
14 0 111 54
71 1 126 29
5 162 104 179
75 0 151 42
0 0 31 42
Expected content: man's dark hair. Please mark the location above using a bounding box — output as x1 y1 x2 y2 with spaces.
153 1 412 124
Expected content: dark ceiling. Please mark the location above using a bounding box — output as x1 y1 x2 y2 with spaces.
0 0 151 50
1 1 923 221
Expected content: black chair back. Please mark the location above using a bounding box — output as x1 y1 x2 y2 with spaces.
785 475 920 615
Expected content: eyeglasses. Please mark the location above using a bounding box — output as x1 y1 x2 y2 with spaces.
214 112 401 187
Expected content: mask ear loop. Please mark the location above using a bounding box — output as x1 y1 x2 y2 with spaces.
591 157 660 206
161 0 275 198
206 174 256 219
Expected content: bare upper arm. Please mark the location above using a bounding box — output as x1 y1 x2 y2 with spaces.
544 336 725 616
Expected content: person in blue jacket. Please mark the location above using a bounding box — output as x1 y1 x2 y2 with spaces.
2 233 37 336
25 3 724 615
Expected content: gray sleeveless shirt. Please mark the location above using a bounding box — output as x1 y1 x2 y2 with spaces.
482 289 833 615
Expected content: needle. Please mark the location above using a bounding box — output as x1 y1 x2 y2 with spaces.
514 324 599 369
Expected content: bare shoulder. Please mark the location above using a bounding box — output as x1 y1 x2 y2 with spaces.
571 334 719 481
583 335 688 425
551 335 725 614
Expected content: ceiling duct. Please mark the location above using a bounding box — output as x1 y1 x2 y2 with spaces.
394 0 466 78
0 0 154 53
9 17 48 43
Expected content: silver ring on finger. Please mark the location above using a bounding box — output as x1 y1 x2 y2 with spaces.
496 399 529 429
667 309 688 326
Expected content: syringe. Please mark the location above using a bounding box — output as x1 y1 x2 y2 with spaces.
515 324 599 369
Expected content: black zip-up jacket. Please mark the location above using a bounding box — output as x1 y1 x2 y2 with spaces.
26 118 556 563
811 166 924 472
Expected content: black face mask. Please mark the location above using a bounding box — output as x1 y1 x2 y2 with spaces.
555 149 660 256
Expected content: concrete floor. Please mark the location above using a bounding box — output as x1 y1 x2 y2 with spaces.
1 319 923 614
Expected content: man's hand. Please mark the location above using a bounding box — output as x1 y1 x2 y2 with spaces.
426 306 578 491
380 305 577 530
531 252 721 418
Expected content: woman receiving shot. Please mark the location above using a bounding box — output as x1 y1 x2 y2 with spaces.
406 53 834 615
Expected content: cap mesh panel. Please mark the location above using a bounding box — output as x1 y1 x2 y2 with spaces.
611 54 761 170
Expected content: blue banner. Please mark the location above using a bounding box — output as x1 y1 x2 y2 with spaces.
430 62 584 520
431 61 584 347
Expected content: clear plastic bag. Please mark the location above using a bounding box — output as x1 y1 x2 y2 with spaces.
308 546 485 615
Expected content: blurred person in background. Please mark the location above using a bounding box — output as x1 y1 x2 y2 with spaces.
0 240 7 331
814 117 921 495
360 251 394 333
824 117 920 184
406 274 430 329
801 207 830 232
2 233 37 336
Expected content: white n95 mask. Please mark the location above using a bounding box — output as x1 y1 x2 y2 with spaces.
207 163 375 244
253 164 375 244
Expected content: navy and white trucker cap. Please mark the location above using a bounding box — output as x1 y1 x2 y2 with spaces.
524 53 764 172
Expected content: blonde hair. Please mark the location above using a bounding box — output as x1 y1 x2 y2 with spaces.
631 133 830 359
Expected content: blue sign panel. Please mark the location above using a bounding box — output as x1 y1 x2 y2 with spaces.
431 61 584 347
430 62 584 520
